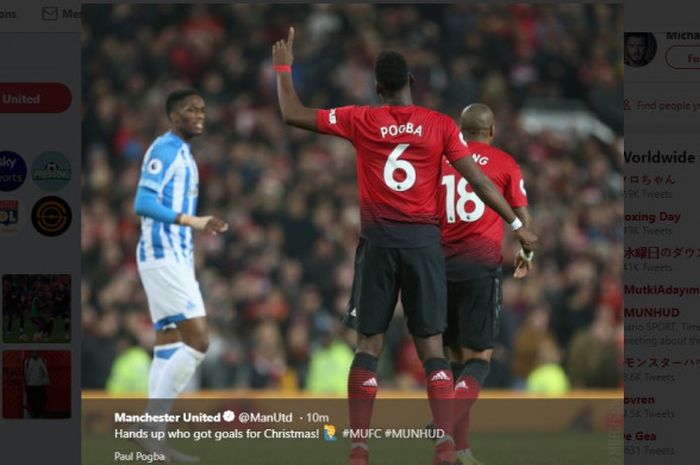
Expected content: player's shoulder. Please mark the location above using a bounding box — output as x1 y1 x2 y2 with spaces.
496 147 521 171
325 105 366 124
332 104 366 114
473 141 520 167
149 132 187 160
351 105 381 118
414 106 453 123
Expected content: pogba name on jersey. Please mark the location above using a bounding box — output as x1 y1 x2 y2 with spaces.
379 122 423 138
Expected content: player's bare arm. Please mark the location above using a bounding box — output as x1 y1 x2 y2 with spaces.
513 206 533 278
134 187 229 234
451 155 538 250
514 206 533 247
273 27 319 131
514 206 532 230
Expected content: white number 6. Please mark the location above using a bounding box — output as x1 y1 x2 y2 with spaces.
383 144 415 191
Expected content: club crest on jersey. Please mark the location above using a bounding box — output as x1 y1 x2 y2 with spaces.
380 123 422 138
147 159 163 175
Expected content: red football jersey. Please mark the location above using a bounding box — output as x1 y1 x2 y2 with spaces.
439 141 528 279
317 105 470 247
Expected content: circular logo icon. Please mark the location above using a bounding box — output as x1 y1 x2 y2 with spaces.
147 159 163 175
31 196 72 236
32 151 71 191
0 150 27 192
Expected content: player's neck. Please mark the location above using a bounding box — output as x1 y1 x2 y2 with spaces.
171 128 191 143
381 91 412 106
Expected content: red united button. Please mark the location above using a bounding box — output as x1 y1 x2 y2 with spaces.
0 83 72 113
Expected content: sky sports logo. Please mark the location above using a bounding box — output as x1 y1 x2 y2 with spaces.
0 151 27 192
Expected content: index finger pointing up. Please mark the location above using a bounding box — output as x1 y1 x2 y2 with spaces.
287 26 294 45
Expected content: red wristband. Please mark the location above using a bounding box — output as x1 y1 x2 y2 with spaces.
273 65 292 73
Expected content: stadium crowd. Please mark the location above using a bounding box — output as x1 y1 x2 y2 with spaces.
81 4 623 393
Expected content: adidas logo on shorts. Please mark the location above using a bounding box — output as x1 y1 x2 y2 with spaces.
350 307 357 317
455 380 468 390
430 371 450 382
362 377 378 387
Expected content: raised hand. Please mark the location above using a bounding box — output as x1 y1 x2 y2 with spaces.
272 26 294 66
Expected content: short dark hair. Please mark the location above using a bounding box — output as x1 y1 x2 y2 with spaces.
625 32 648 45
375 51 409 93
166 88 200 116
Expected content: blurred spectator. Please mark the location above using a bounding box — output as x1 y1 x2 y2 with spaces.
105 332 151 394
526 337 570 394
511 305 557 389
249 320 287 389
566 305 622 388
305 314 354 394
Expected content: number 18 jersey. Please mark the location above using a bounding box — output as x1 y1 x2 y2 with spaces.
440 141 528 280
317 105 470 247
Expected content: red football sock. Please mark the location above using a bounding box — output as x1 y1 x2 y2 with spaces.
348 354 378 448
453 375 481 451
424 358 456 442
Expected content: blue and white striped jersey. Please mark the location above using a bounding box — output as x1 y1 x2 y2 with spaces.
136 131 199 270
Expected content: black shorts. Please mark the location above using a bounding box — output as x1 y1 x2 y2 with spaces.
443 274 502 351
342 238 447 338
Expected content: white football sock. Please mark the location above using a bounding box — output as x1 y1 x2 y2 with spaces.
146 344 206 431
149 342 184 398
